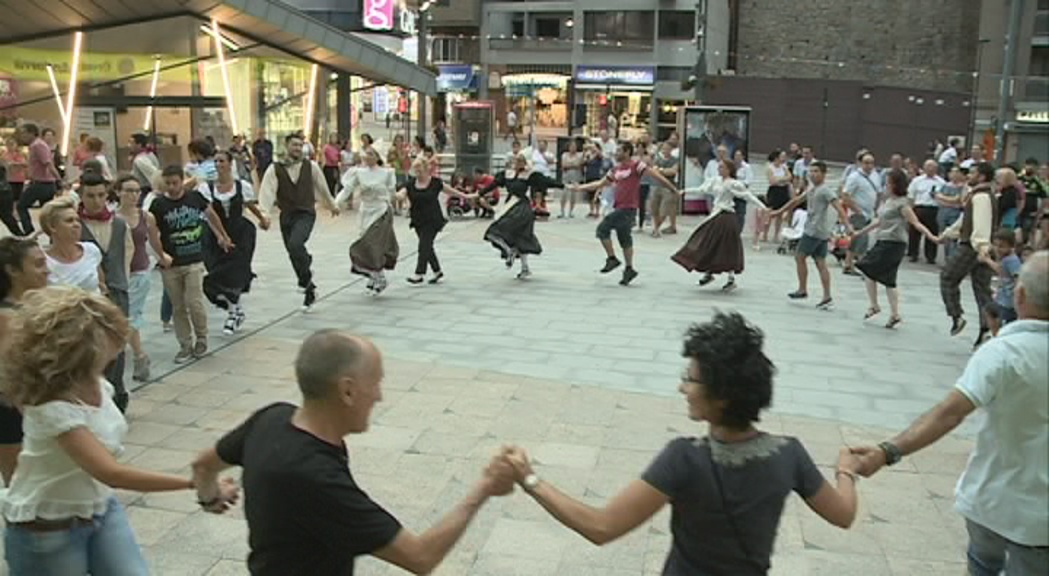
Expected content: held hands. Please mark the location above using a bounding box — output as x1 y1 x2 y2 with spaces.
847 445 888 478
198 477 241 514
158 253 174 269
481 453 517 497
218 237 236 253
258 216 271 231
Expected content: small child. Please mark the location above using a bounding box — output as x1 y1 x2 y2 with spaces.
980 229 1022 336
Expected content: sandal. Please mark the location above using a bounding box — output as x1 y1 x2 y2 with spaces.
885 316 902 329
864 307 881 320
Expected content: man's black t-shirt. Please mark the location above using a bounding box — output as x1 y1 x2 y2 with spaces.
216 403 402 576
148 191 210 267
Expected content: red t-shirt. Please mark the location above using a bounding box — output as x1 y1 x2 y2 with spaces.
606 160 647 210
473 174 495 193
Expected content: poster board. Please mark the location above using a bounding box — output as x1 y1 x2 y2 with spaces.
679 105 752 214
453 101 494 176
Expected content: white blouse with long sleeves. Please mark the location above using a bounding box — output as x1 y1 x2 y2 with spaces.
688 177 767 229
337 166 396 234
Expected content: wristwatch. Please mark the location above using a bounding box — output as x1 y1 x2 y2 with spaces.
878 441 902 466
522 474 540 493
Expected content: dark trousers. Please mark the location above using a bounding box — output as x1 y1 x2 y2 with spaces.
733 198 747 232
105 289 130 411
414 226 441 275
17 181 57 234
279 211 316 289
638 185 650 228
908 205 940 263
160 289 172 324
940 243 993 330
0 186 23 236
322 165 340 196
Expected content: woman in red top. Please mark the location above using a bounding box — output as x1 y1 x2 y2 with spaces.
3 138 27 202
322 133 342 197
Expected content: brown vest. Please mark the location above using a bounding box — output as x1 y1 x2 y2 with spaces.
274 161 316 214
960 184 997 244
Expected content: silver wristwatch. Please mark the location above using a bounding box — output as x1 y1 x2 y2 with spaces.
522 473 540 492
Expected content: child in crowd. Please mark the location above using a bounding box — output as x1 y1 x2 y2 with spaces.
980 229 1022 335
472 167 498 218
935 166 967 260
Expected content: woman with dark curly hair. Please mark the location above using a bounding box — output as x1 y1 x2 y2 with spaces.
497 312 861 575
852 168 938 328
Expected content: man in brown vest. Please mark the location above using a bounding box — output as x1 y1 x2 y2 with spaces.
939 161 998 348
258 132 340 311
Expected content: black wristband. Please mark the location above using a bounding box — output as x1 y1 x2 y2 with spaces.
878 441 902 466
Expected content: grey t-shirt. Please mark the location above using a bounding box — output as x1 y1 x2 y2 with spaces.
875 195 910 243
803 183 840 240
653 154 678 189
642 434 824 576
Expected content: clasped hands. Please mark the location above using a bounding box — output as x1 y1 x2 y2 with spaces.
478 445 535 496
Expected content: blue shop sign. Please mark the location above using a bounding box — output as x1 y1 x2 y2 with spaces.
574 65 656 86
437 65 476 92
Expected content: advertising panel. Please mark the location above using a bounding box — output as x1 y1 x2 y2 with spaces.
453 101 493 175
679 105 752 214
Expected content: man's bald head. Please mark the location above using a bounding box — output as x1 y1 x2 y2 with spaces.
1018 251 1049 319
295 330 378 399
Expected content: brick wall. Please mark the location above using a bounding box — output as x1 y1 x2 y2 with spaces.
734 0 982 93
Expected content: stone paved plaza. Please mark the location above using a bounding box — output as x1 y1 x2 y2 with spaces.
5 189 986 575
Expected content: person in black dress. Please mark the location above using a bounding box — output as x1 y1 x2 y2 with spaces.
396 158 476 285
202 150 270 335
478 153 563 279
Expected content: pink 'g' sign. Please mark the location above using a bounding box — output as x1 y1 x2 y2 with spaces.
362 0 395 31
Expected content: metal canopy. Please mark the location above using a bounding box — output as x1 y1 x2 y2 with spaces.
0 0 437 96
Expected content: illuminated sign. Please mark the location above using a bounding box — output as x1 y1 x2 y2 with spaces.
575 65 655 86
361 0 416 34
1016 110 1049 123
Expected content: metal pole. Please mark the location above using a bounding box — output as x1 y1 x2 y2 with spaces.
694 0 707 103
417 13 428 143
968 39 990 147
996 0 1024 163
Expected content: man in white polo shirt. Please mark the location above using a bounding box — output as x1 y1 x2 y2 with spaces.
852 250 1049 576
907 159 945 264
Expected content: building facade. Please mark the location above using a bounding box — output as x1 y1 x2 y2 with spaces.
974 0 1049 163
475 0 728 143
699 0 983 161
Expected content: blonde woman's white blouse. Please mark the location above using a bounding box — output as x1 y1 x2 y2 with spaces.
0 379 127 522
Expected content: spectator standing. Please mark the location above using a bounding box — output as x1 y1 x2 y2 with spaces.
840 152 882 276
251 129 274 186
16 123 60 235
907 160 945 264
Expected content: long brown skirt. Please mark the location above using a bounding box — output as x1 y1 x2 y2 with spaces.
350 210 399 276
671 211 745 274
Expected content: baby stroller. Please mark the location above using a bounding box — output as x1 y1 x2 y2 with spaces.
830 223 850 264
446 194 472 220
777 209 807 255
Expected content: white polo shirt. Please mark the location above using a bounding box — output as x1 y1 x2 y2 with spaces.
953 319 1049 547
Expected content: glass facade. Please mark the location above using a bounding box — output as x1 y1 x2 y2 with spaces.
0 15 379 170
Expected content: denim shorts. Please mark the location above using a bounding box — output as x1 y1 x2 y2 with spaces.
796 234 829 259
127 271 152 331
4 496 148 576
596 208 637 248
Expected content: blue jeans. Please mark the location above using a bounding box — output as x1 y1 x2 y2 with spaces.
966 518 1049 576
938 207 962 261
4 496 149 576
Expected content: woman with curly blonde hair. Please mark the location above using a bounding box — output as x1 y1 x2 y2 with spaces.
0 287 238 575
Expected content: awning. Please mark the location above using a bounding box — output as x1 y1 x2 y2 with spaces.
0 0 437 96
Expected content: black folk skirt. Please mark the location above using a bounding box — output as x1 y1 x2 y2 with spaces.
203 219 257 307
484 199 542 257
856 240 906 288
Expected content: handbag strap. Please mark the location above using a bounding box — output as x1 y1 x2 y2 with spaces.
706 442 764 572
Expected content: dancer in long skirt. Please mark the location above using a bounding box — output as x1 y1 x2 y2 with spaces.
336 147 399 294
852 168 938 328
202 150 270 335
672 159 767 292
478 153 563 279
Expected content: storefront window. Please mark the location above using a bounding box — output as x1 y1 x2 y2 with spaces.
0 15 328 171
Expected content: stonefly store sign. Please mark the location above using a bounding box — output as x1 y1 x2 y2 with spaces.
574 65 656 86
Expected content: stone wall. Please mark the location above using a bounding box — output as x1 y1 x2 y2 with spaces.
733 0 983 93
